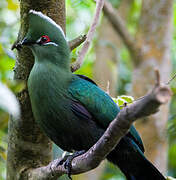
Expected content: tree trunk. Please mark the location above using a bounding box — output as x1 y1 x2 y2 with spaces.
133 0 173 173
7 0 65 179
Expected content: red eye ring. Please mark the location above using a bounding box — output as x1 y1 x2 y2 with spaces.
40 35 51 44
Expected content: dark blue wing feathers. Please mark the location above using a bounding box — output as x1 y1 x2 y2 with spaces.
71 100 92 121
70 74 144 152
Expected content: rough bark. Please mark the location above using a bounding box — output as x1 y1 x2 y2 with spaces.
133 0 173 173
7 0 65 179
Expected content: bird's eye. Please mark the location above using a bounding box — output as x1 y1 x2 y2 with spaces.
39 35 51 44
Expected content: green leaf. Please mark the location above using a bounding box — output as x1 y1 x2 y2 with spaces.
7 0 18 11
0 82 20 119
112 95 134 109
119 95 134 103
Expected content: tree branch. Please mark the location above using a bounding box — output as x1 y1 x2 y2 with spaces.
68 35 87 51
71 0 105 72
103 1 142 64
25 71 172 180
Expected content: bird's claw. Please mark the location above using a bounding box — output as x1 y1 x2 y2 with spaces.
56 155 70 166
56 150 86 180
64 157 73 179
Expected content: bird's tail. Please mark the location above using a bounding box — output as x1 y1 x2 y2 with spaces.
107 137 166 180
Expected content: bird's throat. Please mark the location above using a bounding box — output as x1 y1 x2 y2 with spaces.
28 61 72 99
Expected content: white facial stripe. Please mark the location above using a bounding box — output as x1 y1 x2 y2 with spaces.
29 10 66 39
44 42 58 47
36 37 41 44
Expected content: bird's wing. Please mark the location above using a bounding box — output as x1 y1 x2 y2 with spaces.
69 75 119 128
76 74 97 86
69 75 145 152
71 100 93 121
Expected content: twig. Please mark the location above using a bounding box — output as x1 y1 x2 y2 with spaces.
106 81 110 95
166 72 176 85
68 35 87 51
134 69 173 103
25 71 171 180
71 0 105 72
155 69 160 86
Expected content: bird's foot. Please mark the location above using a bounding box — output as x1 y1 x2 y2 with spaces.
56 150 85 180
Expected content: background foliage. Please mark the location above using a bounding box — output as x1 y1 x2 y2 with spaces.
0 0 176 179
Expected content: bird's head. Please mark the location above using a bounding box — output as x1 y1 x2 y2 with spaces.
19 10 70 65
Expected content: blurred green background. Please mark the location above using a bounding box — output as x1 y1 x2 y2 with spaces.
0 0 176 179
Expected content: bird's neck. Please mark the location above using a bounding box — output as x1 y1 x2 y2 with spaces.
31 59 73 88
32 45 71 71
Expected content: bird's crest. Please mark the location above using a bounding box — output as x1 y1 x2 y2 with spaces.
25 10 66 44
29 10 65 38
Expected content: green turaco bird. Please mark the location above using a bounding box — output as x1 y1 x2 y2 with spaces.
17 10 166 180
